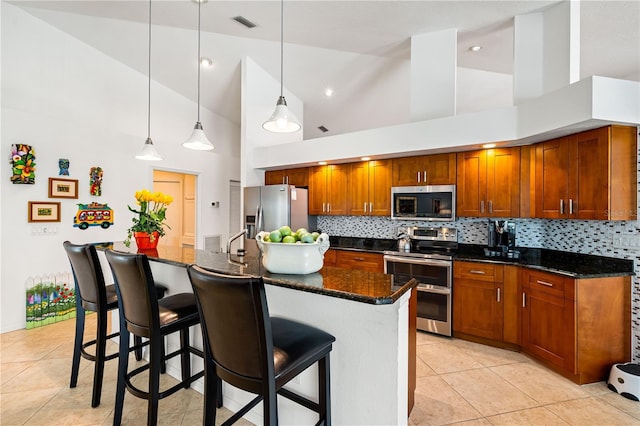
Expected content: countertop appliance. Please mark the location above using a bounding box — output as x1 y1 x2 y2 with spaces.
486 219 518 258
383 226 458 336
391 185 456 221
243 185 310 241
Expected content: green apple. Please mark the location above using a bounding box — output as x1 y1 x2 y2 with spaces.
311 232 320 241
301 233 314 244
269 230 283 242
282 235 296 244
279 225 292 237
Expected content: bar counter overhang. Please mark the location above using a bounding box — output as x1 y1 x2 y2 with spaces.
95 242 417 425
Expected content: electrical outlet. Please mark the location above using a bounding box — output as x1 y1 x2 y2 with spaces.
612 235 640 248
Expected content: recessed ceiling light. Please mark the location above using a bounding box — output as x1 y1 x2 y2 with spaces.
361 157 371 161
200 57 213 68
324 88 334 97
482 143 496 149
318 161 327 165
468 45 482 52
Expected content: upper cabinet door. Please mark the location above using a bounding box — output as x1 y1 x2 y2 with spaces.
327 165 349 215
535 138 570 219
486 147 520 218
348 162 369 216
368 160 392 216
392 153 456 186
456 150 487 217
308 166 328 215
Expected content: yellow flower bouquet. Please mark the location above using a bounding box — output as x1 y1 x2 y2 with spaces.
124 189 174 247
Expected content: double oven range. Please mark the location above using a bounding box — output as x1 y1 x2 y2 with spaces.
384 227 457 337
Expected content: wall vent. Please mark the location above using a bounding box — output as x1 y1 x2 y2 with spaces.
318 125 329 133
203 235 222 253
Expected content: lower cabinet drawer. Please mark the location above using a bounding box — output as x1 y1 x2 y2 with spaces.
335 250 384 273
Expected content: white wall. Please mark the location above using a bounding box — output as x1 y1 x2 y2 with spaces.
0 3 240 332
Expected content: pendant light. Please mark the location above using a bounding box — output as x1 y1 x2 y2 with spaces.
182 0 214 150
262 0 301 133
136 0 163 161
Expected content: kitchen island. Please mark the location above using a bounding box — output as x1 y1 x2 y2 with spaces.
95 242 417 425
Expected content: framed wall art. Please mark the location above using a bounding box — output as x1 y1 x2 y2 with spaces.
28 201 61 223
10 144 36 184
48 177 78 199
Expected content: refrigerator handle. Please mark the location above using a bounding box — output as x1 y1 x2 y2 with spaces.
256 205 263 233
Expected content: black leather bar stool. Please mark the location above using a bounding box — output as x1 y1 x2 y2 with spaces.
105 250 204 426
187 265 336 426
63 241 167 408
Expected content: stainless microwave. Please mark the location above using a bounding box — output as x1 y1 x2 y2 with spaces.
391 185 456 221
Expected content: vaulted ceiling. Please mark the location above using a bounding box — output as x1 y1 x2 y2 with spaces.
10 1 640 140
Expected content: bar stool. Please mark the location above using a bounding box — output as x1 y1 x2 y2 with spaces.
63 241 167 408
105 250 204 426
187 265 336 425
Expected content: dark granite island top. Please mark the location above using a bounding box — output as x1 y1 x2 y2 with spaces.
95 242 416 305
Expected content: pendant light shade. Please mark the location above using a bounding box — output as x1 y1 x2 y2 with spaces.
183 121 214 150
263 0 301 133
183 0 213 150
135 137 163 161
136 0 162 161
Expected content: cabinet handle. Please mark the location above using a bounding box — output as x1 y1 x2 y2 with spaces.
417 171 421 183
522 293 526 307
480 200 485 213
560 199 564 214
469 270 486 275
369 202 373 214
354 257 364 261
569 199 574 215
364 202 367 213
423 171 427 183
497 287 501 302
322 203 326 213
328 203 331 213
282 176 286 184
536 280 554 287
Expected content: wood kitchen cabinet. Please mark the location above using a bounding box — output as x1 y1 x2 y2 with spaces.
265 167 309 187
521 268 630 384
348 160 392 216
308 165 348 215
534 125 637 220
453 261 504 341
456 147 520 217
392 153 456 186
335 250 384 273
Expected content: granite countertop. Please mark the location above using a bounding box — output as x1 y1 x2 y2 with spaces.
94 242 416 305
327 237 634 279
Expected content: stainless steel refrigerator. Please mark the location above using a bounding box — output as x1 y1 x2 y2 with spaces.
243 185 311 240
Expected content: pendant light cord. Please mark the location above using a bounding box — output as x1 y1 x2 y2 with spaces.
197 0 201 122
280 0 284 97
147 0 152 139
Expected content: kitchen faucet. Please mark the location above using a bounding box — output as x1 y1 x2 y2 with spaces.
227 229 248 255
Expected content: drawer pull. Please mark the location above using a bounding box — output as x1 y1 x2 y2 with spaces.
536 280 554 287
354 257 364 261
469 270 486 275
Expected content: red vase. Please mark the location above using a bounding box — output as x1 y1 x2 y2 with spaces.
133 231 160 250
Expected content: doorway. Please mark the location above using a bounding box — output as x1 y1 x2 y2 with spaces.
153 170 197 248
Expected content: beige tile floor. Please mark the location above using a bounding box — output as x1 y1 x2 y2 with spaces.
1 315 639 425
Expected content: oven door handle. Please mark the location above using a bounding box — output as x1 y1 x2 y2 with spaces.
384 255 452 268
417 286 451 295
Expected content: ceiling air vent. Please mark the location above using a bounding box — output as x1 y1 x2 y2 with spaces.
232 16 257 29
318 125 329 133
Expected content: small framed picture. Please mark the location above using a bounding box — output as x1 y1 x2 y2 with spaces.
48 177 78 199
28 201 61 223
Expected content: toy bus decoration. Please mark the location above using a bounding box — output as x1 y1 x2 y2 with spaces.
74 202 113 230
